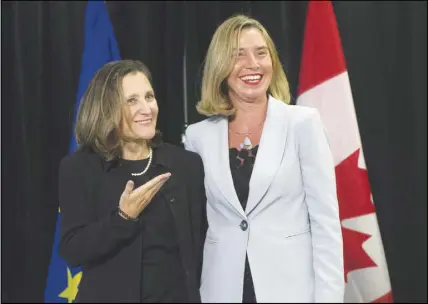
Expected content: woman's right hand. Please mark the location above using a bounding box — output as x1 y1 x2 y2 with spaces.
118 172 171 220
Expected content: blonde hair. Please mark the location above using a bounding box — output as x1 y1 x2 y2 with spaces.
197 14 291 117
74 60 157 161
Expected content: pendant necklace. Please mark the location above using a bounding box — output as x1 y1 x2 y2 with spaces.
241 136 253 150
229 122 263 150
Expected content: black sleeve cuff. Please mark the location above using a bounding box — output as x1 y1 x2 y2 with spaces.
109 208 141 239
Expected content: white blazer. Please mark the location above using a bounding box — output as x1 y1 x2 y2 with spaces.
185 96 344 303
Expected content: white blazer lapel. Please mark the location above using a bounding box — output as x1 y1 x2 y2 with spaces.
246 96 288 216
209 117 247 219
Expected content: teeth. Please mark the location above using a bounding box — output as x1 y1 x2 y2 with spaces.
241 75 262 81
136 120 151 125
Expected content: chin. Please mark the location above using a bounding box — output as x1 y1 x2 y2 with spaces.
140 133 156 141
133 129 156 141
237 85 269 99
241 90 267 100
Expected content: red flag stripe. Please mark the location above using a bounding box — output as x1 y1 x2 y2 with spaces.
298 1 347 96
372 291 394 303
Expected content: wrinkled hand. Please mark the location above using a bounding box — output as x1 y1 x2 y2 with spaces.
119 173 171 219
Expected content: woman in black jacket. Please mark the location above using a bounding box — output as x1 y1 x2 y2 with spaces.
58 60 207 303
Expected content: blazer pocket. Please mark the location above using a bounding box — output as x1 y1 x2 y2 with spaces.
284 227 311 239
205 235 219 244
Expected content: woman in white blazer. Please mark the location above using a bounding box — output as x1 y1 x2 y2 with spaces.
185 15 344 303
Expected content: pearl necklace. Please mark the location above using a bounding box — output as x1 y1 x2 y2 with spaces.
131 147 153 176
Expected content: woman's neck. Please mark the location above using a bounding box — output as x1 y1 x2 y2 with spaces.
121 140 150 160
229 95 268 132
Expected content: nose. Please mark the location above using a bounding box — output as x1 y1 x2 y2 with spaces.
246 53 260 70
136 100 151 114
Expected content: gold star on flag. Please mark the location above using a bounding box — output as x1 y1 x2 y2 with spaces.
58 267 82 303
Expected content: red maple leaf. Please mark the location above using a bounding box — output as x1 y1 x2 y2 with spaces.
335 149 377 282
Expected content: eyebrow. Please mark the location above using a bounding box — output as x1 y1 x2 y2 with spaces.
237 46 268 51
126 91 154 99
126 93 139 100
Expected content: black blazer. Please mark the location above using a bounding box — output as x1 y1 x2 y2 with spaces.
58 143 207 303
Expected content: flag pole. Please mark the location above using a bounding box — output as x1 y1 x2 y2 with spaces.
181 1 189 145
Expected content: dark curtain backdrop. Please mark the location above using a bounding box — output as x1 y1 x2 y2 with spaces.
1 1 426 303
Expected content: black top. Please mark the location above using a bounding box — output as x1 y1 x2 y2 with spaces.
229 145 259 303
58 143 207 303
119 158 188 303
229 146 259 211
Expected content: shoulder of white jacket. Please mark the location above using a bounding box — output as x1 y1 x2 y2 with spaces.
186 116 223 137
268 95 319 124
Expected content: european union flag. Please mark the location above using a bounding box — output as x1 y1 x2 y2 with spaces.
44 2 121 302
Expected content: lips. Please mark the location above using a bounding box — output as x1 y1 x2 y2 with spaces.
134 119 152 125
239 74 263 85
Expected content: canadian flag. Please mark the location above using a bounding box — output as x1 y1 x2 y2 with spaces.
296 1 393 302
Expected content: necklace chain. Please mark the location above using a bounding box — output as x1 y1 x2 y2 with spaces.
131 147 153 176
228 121 264 136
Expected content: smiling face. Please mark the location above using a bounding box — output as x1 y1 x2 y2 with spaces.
226 27 273 103
120 72 158 141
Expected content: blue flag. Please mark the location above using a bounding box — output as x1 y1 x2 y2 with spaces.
44 2 121 302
